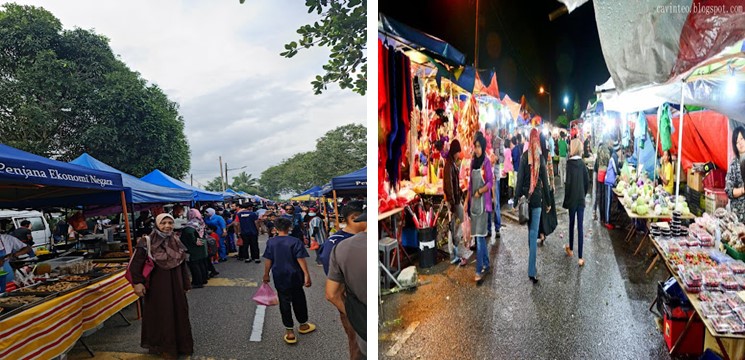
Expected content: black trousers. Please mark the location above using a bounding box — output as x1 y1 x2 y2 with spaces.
204 257 217 275
241 233 260 260
238 242 249 260
187 260 207 286
277 285 308 329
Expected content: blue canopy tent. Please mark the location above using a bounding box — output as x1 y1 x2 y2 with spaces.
378 13 466 66
324 167 367 230
0 144 126 209
70 154 193 214
0 144 141 253
290 186 322 201
140 169 224 202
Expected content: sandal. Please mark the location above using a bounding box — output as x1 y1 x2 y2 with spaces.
578 259 585 267
284 331 298 344
564 244 573 257
298 323 316 334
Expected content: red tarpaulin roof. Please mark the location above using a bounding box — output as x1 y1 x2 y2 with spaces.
646 110 730 174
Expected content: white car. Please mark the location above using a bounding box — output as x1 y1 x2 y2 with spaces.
0 210 52 249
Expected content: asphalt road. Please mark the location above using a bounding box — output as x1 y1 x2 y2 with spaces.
379 180 686 360
67 234 350 360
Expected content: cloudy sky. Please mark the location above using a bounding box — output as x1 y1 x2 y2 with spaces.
13 0 366 187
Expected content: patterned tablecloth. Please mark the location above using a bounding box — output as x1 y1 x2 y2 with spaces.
0 271 137 360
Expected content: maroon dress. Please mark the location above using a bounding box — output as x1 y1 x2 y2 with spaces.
130 241 194 355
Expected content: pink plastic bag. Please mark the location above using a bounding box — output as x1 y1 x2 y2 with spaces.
461 216 471 247
252 283 279 306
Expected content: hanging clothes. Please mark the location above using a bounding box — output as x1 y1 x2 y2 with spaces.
659 104 673 152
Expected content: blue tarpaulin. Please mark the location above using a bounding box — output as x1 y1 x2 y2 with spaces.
297 186 322 198
141 169 224 202
379 13 466 66
0 144 125 208
329 167 367 193
70 154 193 205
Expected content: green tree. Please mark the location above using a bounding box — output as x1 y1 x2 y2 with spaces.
314 123 366 183
0 4 190 178
259 124 366 196
204 176 225 192
231 171 262 195
278 0 366 95
556 114 569 129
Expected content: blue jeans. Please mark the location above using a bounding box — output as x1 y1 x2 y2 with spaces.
218 236 228 260
569 206 585 259
475 236 490 275
528 207 541 277
605 184 612 224
493 174 501 230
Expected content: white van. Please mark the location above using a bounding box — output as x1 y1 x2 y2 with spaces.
0 210 52 248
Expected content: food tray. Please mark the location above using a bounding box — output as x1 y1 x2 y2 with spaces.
59 275 93 282
0 293 55 321
730 261 745 274
710 315 732 333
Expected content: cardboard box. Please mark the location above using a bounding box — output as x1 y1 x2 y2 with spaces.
688 170 704 192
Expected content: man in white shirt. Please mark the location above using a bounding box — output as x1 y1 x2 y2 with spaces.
1 233 32 288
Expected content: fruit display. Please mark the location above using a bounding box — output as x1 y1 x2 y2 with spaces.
618 180 690 216
667 251 715 267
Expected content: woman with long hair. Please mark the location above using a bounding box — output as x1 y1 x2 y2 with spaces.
514 129 551 283
130 213 194 359
726 126 745 223
467 132 494 282
443 139 466 265
564 139 591 266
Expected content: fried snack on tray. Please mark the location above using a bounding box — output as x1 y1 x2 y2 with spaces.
0 295 41 307
102 252 129 258
99 267 124 274
61 275 90 282
17 281 79 293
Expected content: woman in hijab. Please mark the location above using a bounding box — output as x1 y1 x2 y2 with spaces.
181 209 209 288
514 129 551 284
130 213 194 359
443 139 466 265
467 132 494 283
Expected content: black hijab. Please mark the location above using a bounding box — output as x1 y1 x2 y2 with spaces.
472 131 487 170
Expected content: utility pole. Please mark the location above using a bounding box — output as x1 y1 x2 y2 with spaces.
225 162 229 190
190 174 193 186
219 156 225 192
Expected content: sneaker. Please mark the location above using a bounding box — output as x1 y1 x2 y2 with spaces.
255 259 261 264
245 259 252 263
450 257 460 265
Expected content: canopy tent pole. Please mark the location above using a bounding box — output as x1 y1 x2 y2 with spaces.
333 190 340 231
121 191 133 254
654 110 661 182
322 196 330 232
674 82 686 207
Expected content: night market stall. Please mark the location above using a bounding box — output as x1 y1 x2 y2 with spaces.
587 0 745 355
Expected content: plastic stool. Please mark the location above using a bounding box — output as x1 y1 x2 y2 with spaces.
379 237 401 289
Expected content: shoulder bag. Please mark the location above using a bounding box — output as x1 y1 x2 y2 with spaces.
124 236 155 289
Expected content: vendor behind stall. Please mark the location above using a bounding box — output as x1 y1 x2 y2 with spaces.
0 233 32 289
10 220 34 256
726 126 745 223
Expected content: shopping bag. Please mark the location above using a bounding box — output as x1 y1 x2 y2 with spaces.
461 214 471 245
125 236 155 289
252 283 279 306
518 196 529 225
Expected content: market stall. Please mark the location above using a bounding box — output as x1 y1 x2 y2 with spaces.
0 143 139 358
0 270 136 359
140 169 224 202
325 167 367 230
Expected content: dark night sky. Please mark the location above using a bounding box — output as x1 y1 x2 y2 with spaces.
379 0 611 122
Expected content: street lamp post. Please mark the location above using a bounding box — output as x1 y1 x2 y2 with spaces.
225 164 248 190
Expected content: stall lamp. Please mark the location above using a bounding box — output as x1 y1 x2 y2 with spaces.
583 122 591 133
542 127 549 136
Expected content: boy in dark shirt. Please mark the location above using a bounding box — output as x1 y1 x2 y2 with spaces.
262 217 315 344
265 213 277 238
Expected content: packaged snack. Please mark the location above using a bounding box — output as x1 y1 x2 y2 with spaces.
700 303 719 318
710 315 732 333
730 261 745 274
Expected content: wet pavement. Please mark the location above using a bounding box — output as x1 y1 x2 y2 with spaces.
67 234 350 360
379 181 688 360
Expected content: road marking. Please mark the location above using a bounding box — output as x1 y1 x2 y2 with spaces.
204 278 258 287
249 305 266 342
385 321 419 357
